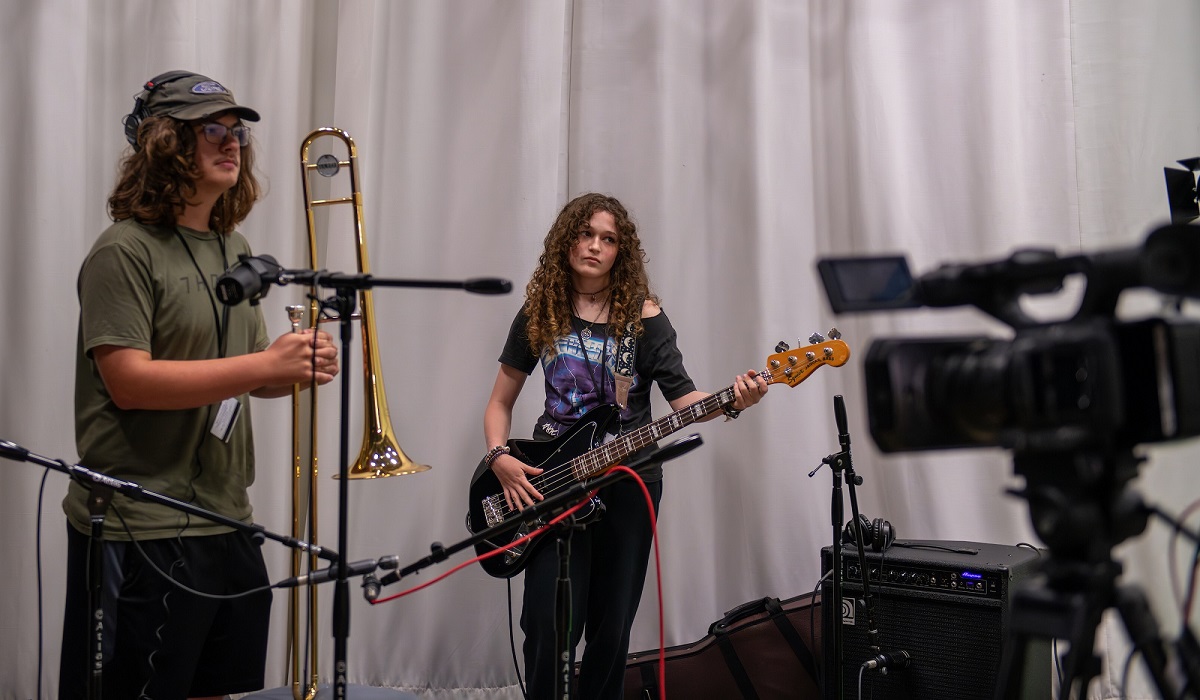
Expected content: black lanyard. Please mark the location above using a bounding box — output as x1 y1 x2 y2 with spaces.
174 229 230 358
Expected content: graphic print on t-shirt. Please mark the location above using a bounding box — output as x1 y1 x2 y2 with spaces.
539 328 636 436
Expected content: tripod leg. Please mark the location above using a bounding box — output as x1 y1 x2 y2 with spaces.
1114 585 1181 700
1058 610 1103 700
997 582 1104 699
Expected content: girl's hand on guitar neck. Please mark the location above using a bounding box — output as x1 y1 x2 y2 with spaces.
493 453 544 512
731 368 768 411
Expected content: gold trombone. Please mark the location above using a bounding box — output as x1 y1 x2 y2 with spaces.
287 127 430 700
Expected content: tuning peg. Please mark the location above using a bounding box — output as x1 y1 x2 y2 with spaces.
775 341 790 353
828 327 842 340
808 332 825 345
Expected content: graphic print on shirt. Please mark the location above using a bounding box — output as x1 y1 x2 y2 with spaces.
539 328 638 437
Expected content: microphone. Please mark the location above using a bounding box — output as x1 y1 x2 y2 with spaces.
813 396 855 476
834 394 850 449
215 254 282 306
862 650 912 672
0 439 30 462
462 277 513 295
277 556 398 588
362 574 382 602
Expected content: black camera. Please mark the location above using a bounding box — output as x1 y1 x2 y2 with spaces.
818 223 1200 455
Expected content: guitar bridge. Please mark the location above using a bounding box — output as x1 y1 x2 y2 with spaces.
482 494 506 528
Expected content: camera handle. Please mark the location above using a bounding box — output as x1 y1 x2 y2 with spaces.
811 395 883 698
994 449 1194 700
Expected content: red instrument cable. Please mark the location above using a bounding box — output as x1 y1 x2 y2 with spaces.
368 465 666 700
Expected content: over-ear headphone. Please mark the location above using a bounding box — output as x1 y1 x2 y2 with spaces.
842 514 896 552
122 70 196 148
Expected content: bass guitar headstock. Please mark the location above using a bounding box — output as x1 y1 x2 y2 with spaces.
763 329 850 388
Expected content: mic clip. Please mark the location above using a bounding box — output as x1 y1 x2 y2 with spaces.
862 649 912 674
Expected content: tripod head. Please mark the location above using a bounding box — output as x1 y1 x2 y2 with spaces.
1011 449 1147 578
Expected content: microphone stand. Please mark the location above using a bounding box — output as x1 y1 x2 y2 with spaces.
293 271 509 700
812 395 879 699
331 285 355 700
0 440 336 700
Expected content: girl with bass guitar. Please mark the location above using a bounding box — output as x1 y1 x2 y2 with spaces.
481 193 767 700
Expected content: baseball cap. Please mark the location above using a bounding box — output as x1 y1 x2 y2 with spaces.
142 71 260 122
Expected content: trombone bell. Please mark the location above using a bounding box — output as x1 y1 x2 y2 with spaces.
346 422 430 479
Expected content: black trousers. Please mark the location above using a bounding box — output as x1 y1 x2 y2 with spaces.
521 477 662 700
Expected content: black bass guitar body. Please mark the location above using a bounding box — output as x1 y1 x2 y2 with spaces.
467 404 620 579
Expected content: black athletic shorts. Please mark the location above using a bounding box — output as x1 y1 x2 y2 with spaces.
59 523 272 699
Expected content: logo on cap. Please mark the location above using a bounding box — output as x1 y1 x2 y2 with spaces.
191 81 229 95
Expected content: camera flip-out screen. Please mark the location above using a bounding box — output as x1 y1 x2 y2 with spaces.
817 256 921 313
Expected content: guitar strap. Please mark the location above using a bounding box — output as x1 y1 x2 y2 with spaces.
612 296 644 410
614 322 636 410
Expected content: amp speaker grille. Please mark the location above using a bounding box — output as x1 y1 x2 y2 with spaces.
821 540 1050 700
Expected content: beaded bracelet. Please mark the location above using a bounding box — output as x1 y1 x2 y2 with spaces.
483 444 511 468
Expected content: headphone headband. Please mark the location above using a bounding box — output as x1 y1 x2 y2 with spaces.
122 71 214 149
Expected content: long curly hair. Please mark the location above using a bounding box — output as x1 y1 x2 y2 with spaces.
108 115 261 234
524 193 659 355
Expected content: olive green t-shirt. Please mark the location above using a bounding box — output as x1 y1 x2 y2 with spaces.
65 219 270 539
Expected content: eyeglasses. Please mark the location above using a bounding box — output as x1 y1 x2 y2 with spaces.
199 122 251 147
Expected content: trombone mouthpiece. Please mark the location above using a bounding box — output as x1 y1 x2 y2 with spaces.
286 305 304 332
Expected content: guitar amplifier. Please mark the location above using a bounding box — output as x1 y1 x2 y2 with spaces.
821 540 1051 700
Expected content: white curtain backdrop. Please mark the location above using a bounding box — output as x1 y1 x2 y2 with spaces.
1 1 1197 698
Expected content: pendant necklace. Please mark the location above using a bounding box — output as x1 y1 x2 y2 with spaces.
575 292 609 343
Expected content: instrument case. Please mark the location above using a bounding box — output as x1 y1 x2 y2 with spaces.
614 592 823 699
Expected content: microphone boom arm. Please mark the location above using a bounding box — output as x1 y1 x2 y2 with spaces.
371 435 704 596
214 255 512 305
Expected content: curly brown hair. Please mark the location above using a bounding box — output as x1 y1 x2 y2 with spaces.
523 193 659 355
108 115 261 234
